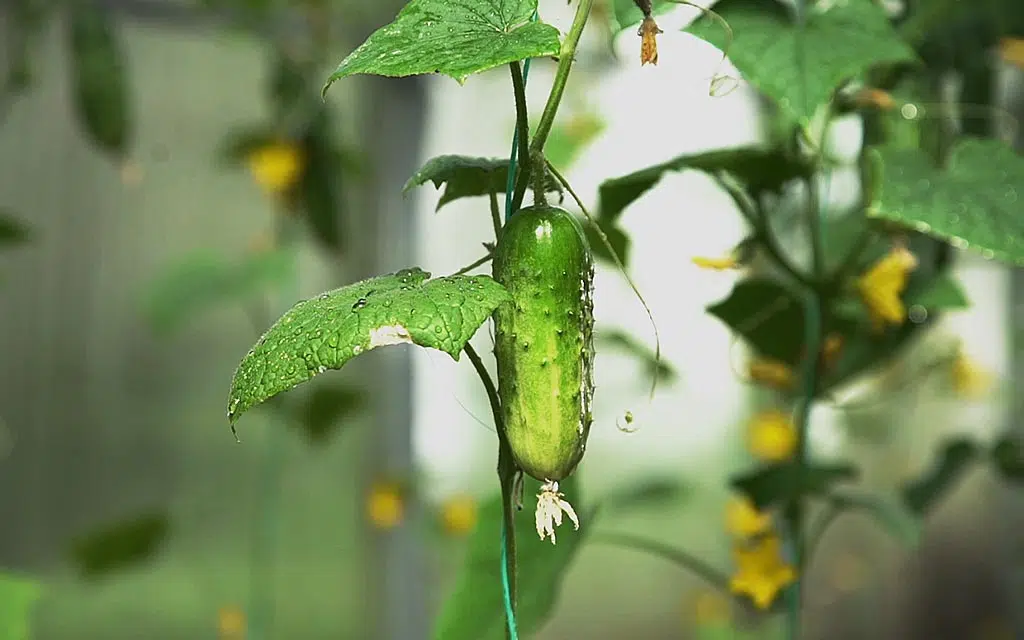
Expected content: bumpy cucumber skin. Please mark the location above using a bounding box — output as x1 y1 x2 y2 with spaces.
493 205 595 482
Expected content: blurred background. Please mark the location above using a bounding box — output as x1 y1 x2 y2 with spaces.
1 0 1023 638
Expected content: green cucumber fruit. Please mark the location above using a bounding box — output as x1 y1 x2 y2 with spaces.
493 204 595 482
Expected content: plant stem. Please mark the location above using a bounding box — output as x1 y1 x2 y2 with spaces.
489 190 504 242
592 532 733 595
463 343 518 639
452 253 493 277
509 61 532 214
528 0 595 159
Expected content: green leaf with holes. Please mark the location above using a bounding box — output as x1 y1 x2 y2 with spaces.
322 0 561 94
868 139 1024 265
732 461 858 509
404 155 561 212
0 572 42 640
69 512 169 579
597 146 805 224
686 0 916 126
228 268 509 424
434 475 584 640
901 438 979 515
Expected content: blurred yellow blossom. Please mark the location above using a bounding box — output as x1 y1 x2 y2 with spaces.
367 481 404 530
730 535 796 610
440 494 478 536
853 87 896 110
857 244 918 330
951 347 993 399
1000 38 1024 69
747 409 797 462
692 254 740 271
725 495 772 539
247 142 304 195
218 605 245 638
748 358 795 390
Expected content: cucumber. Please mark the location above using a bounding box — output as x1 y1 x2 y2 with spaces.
493 204 594 540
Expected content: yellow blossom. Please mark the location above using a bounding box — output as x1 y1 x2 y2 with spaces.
638 16 662 66
1000 38 1024 69
856 244 918 330
725 495 772 539
440 494 478 536
746 409 797 462
217 605 245 638
821 333 844 370
729 535 796 610
853 87 895 110
951 348 992 399
747 358 795 390
247 142 304 195
366 481 404 530
692 254 740 271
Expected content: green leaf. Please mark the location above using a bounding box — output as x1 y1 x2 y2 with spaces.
544 113 605 171
598 478 691 514
609 0 674 34
228 268 509 424
0 572 43 640
597 329 677 384
731 461 858 509
867 139 1024 265
706 278 805 367
322 0 562 93
686 0 916 126
597 146 806 225
901 438 979 515
296 108 345 253
990 436 1024 483
906 274 969 310
216 126 279 166
826 490 921 548
294 385 366 446
69 513 169 579
433 476 584 640
582 217 630 266
0 211 30 247
403 155 561 212
67 0 131 157
143 249 294 335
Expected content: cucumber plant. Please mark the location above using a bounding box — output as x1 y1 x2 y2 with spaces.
223 0 1024 639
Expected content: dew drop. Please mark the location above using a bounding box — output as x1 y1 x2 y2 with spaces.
352 345 364 355
352 298 368 310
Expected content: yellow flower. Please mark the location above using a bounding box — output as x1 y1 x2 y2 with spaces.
853 87 895 110
748 358 795 390
951 347 992 399
366 481 404 530
1000 38 1024 69
247 142 304 194
746 409 797 462
725 495 772 539
217 605 245 638
638 16 663 66
440 494 478 536
856 244 918 330
729 535 796 610
692 254 740 271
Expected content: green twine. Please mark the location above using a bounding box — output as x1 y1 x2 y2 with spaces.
500 11 537 638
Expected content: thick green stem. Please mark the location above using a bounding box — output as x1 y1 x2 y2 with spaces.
463 343 517 637
528 0 595 158
509 61 532 214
